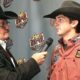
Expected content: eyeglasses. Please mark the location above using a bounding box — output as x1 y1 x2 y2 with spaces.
0 20 10 28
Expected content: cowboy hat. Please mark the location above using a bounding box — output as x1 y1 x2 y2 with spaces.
0 6 18 19
44 0 80 20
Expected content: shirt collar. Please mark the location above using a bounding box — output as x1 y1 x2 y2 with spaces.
58 34 80 48
0 40 6 50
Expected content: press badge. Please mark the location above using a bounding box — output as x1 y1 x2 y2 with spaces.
75 50 80 58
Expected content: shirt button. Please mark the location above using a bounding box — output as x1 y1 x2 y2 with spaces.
63 57 65 59
73 59 75 62
61 68 63 71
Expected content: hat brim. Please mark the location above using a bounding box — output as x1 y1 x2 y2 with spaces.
44 7 80 20
0 11 18 19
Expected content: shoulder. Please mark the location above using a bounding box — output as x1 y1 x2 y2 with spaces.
52 44 61 54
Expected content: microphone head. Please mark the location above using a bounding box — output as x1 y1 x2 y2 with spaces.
46 37 53 46
40 37 53 51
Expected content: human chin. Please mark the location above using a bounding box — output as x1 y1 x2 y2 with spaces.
57 31 63 36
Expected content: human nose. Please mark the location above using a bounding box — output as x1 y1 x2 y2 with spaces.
53 19 60 27
50 19 55 26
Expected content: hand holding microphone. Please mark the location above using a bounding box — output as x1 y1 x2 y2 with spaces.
31 37 53 65
32 51 47 65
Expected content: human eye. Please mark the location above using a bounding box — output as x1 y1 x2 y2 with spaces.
59 17 64 22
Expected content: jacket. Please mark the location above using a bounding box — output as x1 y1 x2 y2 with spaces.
0 45 40 80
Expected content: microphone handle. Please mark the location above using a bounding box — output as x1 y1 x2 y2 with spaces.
39 44 49 52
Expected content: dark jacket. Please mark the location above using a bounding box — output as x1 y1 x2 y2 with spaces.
0 45 40 80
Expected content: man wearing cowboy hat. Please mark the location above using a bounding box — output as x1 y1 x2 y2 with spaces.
0 6 47 80
44 0 80 80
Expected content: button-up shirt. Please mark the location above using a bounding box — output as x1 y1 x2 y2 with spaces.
48 34 80 80
0 40 6 50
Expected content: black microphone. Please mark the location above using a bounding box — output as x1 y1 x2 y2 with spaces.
41 37 53 51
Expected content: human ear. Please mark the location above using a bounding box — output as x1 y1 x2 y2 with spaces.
71 20 79 28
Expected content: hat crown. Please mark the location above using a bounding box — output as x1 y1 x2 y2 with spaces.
61 0 80 8
43 0 80 21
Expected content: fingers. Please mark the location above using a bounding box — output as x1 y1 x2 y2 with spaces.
31 51 48 65
39 51 47 56
40 51 47 58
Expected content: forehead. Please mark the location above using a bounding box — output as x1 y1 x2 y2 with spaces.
55 14 69 19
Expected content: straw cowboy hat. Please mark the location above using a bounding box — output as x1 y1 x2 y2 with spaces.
44 0 80 20
0 6 18 19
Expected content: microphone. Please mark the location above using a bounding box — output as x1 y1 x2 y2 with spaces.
41 37 53 51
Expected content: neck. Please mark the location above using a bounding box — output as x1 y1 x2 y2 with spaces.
62 30 78 43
